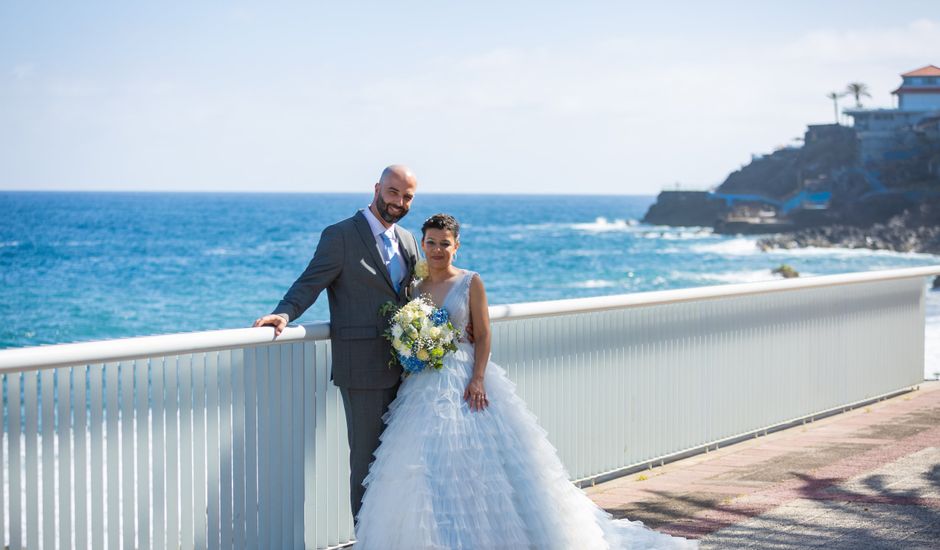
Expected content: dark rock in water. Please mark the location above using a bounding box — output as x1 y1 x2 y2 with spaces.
772 264 799 278
715 219 795 235
642 191 726 227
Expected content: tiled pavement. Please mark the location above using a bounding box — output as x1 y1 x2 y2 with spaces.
586 381 940 549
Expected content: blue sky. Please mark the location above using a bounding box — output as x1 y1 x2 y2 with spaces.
1 1 938 194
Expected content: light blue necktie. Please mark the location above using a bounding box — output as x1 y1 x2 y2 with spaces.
380 232 403 293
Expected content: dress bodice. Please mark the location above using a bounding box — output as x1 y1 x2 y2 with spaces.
419 269 476 337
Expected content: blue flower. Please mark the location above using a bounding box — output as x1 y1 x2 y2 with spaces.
399 353 427 374
430 308 450 325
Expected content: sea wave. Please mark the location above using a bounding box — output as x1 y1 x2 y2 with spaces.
926 324 940 380
202 240 309 257
570 217 638 232
559 249 610 257
690 238 760 256
641 230 714 240
0 241 20 248
676 269 780 285
568 279 617 289
767 246 939 259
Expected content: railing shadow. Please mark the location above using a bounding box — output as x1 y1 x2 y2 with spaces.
603 461 940 548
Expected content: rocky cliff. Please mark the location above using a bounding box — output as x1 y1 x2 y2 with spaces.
642 118 940 252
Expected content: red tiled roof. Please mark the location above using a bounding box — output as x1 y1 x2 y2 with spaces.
901 65 940 77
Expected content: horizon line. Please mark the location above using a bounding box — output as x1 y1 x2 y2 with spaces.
0 188 676 197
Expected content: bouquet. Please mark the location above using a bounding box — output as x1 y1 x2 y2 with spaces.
382 295 460 374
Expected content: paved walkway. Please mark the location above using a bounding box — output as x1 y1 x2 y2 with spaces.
586 381 940 549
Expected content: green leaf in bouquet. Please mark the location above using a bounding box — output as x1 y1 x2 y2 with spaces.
379 301 399 317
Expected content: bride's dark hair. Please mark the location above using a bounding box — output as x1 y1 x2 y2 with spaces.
421 213 460 239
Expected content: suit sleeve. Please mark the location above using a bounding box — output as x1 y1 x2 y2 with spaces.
272 225 344 322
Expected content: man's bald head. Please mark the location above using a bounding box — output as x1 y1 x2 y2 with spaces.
371 164 418 226
379 165 417 188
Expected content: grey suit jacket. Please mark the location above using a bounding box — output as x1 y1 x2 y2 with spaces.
272 210 421 389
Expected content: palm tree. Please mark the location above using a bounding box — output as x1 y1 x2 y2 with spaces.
845 82 871 108
826 91 845 123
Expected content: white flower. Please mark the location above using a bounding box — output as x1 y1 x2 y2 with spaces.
414 259 429 279
391 324 403 338
429 326 441 339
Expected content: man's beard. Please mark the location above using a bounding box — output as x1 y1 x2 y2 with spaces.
376 194 408 223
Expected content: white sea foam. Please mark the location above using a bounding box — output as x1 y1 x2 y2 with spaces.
568 279 617 289
0 240 19 248
769 246 939 260
925 291 940 380
640 230 714 241
660 230 713 240
925 323 940 380
571 217 636 232
679 269 780 285
559 249 609 257
203 241 304 257
481 222 559 232
690 238 760 256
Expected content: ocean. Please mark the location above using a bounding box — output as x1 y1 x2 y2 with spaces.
2 191 939 378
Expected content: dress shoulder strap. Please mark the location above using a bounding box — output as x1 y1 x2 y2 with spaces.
459 270 477 302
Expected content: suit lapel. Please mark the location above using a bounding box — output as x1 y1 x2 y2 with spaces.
354 210 395 291
394 226 417 300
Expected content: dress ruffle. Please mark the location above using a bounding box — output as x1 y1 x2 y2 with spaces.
355 342 700 549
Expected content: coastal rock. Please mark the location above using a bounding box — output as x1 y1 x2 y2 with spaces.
772 264 800 278
641 104 939 239
756 209 940 256
642 191 726 227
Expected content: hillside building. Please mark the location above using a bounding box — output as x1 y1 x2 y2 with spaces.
845 65 940 165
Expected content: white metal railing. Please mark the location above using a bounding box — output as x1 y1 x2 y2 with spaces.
1 265 938 549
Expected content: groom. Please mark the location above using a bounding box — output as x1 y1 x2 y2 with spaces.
253 165 421 522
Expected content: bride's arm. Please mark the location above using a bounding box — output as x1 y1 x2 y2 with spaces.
464 274 491 411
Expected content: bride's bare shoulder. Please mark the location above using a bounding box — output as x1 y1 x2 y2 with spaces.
467 271 487 298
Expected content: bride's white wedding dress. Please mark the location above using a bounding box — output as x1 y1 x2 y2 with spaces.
355 270 699 549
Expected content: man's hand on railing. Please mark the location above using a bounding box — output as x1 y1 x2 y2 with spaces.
253 314 288 337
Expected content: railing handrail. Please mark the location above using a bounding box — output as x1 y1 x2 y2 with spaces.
2 265 939 373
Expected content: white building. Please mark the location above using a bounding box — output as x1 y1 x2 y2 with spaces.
845 65 940 164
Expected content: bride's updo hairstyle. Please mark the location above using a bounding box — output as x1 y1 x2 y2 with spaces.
421 213 460 241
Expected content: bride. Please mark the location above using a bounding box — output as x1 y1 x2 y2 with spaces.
354 213 699 549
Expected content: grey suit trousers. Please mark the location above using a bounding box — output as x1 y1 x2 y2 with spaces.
340 385 399 523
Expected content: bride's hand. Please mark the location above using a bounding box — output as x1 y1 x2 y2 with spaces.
463 376 488 411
